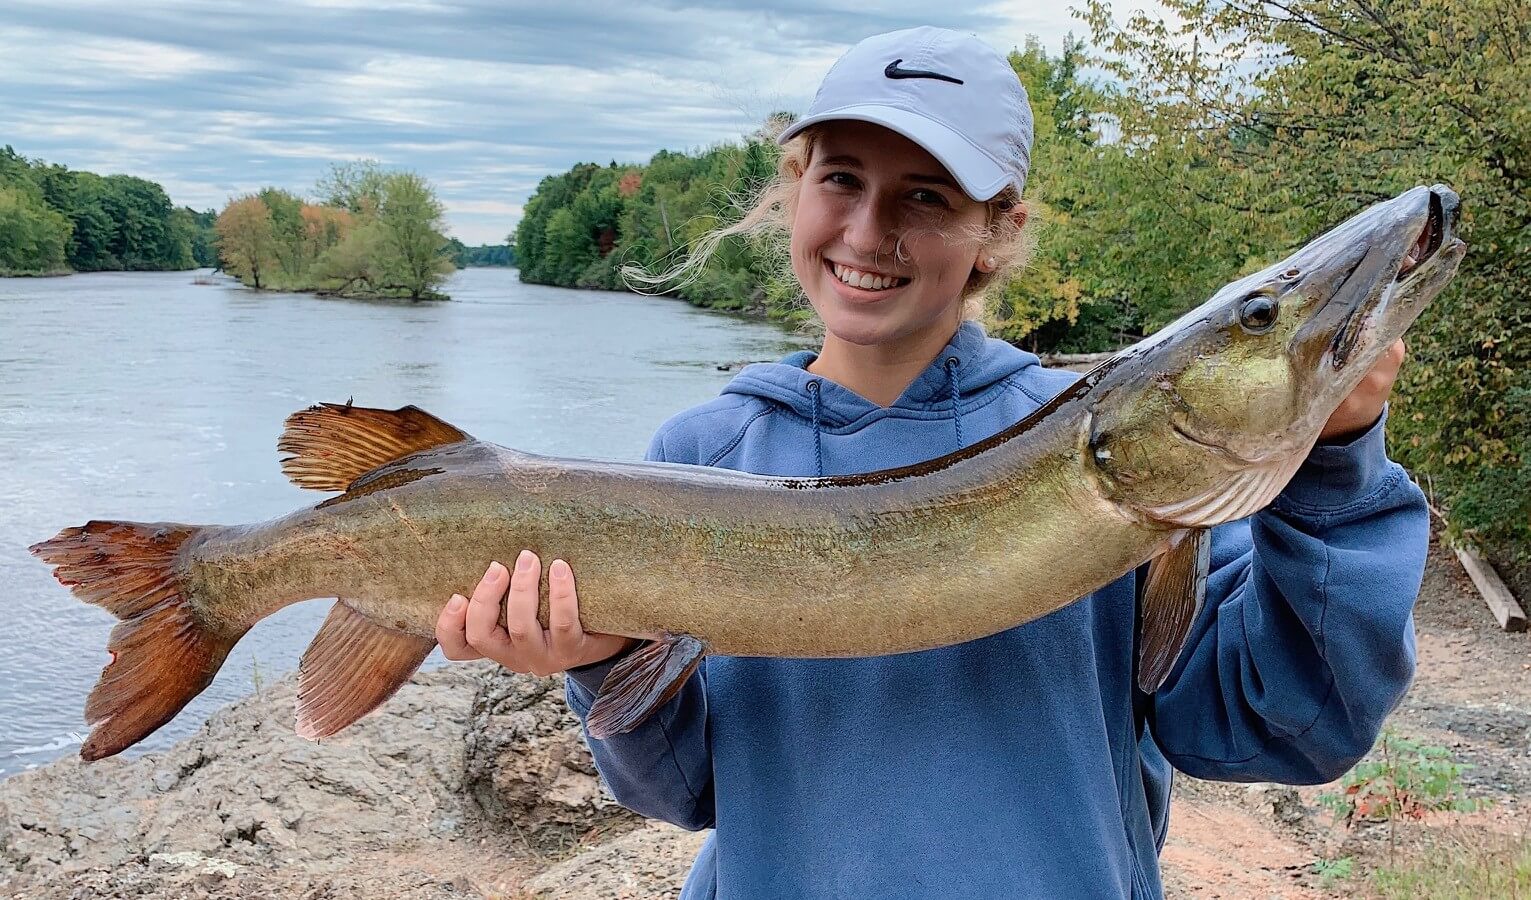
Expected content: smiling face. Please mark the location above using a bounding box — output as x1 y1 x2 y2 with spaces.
790 120 995 350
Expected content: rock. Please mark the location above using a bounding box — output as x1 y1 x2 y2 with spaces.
0 667 486 894
1244 782 1307 825
463 669 640 853
0 665 685 899
523 822 707 900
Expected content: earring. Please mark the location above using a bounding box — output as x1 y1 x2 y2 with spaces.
984 256 997 270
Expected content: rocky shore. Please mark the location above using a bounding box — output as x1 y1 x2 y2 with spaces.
0 665 699 899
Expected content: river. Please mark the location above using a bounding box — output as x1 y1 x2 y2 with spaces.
0 267 808 777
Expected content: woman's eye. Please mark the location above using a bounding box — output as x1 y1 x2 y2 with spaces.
910 189 948 207
826 171 859 188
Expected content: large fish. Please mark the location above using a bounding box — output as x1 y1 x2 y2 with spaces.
32 185 1465 762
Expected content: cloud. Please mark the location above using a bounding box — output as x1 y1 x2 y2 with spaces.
0 1 1083 244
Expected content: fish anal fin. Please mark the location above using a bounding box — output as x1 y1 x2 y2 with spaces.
295 600 435 740
278 403 471 491
586 634 706 740
1138 527 1211 694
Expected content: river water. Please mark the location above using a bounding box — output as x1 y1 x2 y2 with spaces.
0 267 806 777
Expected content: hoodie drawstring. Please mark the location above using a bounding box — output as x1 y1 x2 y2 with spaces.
945 356 964 450
807 379 824 477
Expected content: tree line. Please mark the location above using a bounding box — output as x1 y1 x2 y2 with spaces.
0 146 216 275
515 1 1529 569
446 237 515 268
214 162 458 301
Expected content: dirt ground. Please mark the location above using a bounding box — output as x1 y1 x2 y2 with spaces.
1158 531 1531 897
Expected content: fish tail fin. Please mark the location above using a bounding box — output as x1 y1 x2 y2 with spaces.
29 520 244 761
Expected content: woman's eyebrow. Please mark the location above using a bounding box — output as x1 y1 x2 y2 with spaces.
817 153 958 190
906 173 960 190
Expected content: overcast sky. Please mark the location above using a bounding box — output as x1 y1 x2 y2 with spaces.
1 1 1086 244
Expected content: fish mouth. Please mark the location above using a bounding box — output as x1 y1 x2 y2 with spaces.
1326 186 1457 369
1396 190 1445 283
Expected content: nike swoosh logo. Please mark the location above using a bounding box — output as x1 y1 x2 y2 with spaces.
884 59 964 85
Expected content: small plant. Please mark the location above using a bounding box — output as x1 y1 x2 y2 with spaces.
250 655 264 693
1319 729 1488 863
1311 855 1354 888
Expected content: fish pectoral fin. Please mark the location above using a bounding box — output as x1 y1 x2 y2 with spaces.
1137 527 1211 694
278 402 472 491
586 634 706 740
295 600 435 740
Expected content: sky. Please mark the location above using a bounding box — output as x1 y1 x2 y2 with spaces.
1 1 1088 244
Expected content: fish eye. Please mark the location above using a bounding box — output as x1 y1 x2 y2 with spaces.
1238 294 1279 333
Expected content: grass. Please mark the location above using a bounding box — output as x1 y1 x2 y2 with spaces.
1370 834 1531 898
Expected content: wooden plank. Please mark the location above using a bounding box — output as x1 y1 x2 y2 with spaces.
1454 546 1528 632
1040 351 1116 367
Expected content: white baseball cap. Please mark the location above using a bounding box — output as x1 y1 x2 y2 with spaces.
777 26 1034 202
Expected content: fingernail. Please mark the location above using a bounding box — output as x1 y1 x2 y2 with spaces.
517 550 534 572
447 595 465 611
550 559 569 578
489 561 507 578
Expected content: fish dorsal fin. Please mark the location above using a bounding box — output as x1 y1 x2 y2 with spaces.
586 634 706 739
278 402 471 491
1137 527 1211 693
295 600 435 740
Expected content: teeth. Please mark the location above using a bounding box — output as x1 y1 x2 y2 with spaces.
832 263 901 291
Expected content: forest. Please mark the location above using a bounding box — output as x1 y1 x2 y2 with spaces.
515 0 1529 568
0 145 215 275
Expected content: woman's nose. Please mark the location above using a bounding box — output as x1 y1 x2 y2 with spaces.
842 196 897 260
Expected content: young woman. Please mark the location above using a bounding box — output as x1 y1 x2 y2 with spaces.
436 26 1426 899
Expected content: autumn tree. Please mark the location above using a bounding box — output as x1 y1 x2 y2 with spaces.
215 196 276 289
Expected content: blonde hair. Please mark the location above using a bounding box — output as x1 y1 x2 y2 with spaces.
621 125 1037 323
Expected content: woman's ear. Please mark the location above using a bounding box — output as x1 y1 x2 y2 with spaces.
974 200 1030 273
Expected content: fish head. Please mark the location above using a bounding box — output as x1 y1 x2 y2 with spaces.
1084 184 1466 528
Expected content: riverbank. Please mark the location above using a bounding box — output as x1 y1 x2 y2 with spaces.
2 531 1525 899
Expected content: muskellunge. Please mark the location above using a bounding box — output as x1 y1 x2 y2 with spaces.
31 184 1465 762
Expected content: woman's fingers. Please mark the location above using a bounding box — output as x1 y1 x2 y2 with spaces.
505 550 552 673
444 553 632 674
465 560 513 654
435 593 481 660
546 558 584 662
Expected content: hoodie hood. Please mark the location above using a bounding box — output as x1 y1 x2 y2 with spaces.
722 321 1042 431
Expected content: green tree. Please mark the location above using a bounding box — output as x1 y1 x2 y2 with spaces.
1082 0 1530 563
316 160 388 216
373 171 455 300
0 185 71 274
257 187 307 285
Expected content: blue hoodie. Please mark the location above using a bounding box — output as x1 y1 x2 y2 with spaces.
565 321 1427 899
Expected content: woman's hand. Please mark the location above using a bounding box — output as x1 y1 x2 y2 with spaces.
1318 339 1406 442
436 549 636 675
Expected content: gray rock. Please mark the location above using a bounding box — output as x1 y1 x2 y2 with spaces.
0 664 678 899
462 669 640 853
